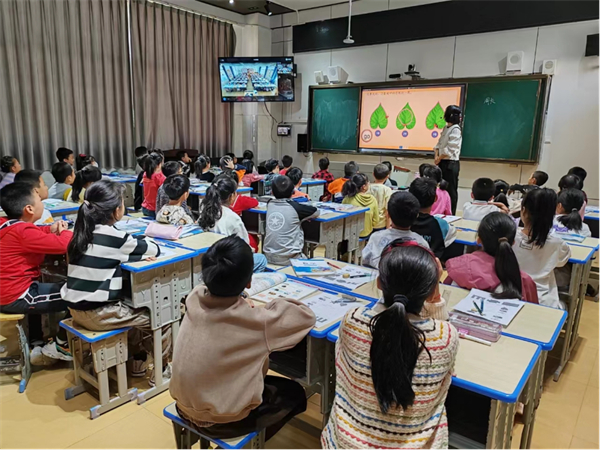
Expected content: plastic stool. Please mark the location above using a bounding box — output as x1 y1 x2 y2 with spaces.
163 402 265 449
60 319 137 419
0 313 31 393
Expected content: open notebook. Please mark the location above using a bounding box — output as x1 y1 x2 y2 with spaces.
245 273 318 303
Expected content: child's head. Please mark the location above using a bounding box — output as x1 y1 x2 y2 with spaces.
265 158 279 174
477 212 522 300
444 105 462 125
69 180 126 262
388 191 420 229
409 177 437 211
1 156 21 175
75 154 97 171
318 157 330 171
201 236 254 297
194 156 211 178
494 179 509 197
528 170 548 186
0 182 43 222
371 240 440 412
420 164 448 191
225 152 237 164
52 162 76 185
134 146 148 159
521 188 557 247
373 164 390 182
144 152 163 179
286 167 303 188
71 165 102 203
220 155 234 171
567 167 587 189
342 173 369 197
558 174 582 191
242 150 254 161
382 161 393 173
198 176 238 230
471 178 495 201
282 155 293 169
15 169 48 200
162 161 182 178
219 169 240 184
56 147 74 165
557 188 585 232
241 158 255 174
163 174 190 204
176 151 191 164
272 175 294 199
344 161 359 178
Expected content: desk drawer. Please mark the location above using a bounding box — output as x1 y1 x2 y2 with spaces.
269 335 326 387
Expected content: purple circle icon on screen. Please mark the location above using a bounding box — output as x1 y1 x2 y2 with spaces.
402 131 408 137
375 130 381 137
431 131 439 138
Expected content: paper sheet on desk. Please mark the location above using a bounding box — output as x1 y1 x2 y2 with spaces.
155 245 176 260
42 199 64 208
304 292 361 326
585 206 599 213
452 289 524 327
434 214 461 224
250 280 318 303
114 218 150 233
319 266 377 290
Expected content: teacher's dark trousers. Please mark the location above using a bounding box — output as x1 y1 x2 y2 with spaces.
439 160 460 215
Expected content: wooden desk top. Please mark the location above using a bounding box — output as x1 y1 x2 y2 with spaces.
453 218 480 231
174 232 225 252
249 204 346 222
121 244 197 273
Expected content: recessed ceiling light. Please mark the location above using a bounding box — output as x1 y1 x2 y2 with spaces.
229 0 234 3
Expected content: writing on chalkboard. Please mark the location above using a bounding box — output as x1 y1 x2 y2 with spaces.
484 97 496 105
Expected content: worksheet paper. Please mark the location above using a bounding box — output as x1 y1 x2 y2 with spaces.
291 259 335 276
250 280 318 303
434 214 461 224
155 244 176 260
585 206 599 213
452 289 524 327
303 292 361 326
319 266 377 290
114 218 150 234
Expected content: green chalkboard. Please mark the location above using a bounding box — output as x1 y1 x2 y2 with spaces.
310 87 360 152
461 79 544 162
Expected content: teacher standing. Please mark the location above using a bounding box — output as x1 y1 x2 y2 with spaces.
434 105 463 215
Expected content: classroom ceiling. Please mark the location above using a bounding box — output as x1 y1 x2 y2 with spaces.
198 0 294 15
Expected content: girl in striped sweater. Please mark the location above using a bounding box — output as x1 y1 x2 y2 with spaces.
322 240 459 449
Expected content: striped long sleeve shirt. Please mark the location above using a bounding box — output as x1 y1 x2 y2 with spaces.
60 224 160 304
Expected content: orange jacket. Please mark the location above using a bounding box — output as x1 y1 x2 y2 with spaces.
327 177 348 195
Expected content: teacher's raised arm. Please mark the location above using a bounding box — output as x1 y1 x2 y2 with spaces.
434 105 463 215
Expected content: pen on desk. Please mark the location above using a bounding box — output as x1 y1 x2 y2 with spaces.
480 299 485 314
472 301 483 315
349 274 370 278
459 333 492 346
327 262 342 270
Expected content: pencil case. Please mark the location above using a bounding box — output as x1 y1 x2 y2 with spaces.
144 222 183 240
449 312 502 343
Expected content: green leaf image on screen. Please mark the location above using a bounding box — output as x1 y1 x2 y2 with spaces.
396 103 416 130
425 102 447 130
370 104 389 129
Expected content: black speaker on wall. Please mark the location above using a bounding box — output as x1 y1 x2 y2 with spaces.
586 33 599 56
297 133 307 153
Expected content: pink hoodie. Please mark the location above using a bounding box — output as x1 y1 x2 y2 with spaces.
444 251 539 304
431 187 452 216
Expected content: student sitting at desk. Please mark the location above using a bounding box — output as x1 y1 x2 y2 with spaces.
176 150 192 177
420 163 451 216
61 180 172 383
286 167 309 200
263 158 280 196
48 162 75 200
322 241 458 449
157 175 195 226
362 191 429 269
70 165 102 203
192 155 215 183
15 169 54 225
220 170 260 252
199 175 267 272
312 157 334 201
342 173 379 238
513 188 571 309
264 176 319 266
56 147 75 165
509 170 548 196
369 163 393 230
241 157 264 187
156 161 192 217
558 174 586 219
170 236 315 441
0 155 22 189
445 212 539 304
553 189 591 238
463 177 508 221
134 146 148 211
567 166 588 202
142 151 166 218
280 154 293 176
75 154 99 171
0 182 74 363
328 160 358 197
409 178 457 259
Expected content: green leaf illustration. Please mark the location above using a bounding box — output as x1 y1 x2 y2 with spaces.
396 103 416 130
425 102 446 130
370 104 388 129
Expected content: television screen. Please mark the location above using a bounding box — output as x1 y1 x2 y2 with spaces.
359 85 464 153
219 57 295 102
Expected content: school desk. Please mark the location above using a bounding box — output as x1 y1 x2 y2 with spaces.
188 185 252 197
584 207 599 238
298 178 326 200
43 199 81 217
327 321 542 449
103 174 137 207
167 231 226 286
121 242 198 404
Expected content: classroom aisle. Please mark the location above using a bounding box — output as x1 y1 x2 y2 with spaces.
0 299 597 449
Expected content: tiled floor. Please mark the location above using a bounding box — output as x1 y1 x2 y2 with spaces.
1 300 597 449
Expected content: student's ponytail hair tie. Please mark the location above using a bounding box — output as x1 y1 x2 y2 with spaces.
83 200 90 206
498 237 509 243
392 294 409 308
572 208 579 212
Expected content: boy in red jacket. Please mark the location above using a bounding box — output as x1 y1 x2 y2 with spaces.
0 182 74 362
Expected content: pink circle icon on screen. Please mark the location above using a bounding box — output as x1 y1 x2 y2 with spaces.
361 130 373 142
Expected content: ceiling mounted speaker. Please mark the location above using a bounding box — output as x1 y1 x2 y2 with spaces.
542 59 557 75
506 51 524 73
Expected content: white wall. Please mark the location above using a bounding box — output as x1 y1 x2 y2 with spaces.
270 10 599 205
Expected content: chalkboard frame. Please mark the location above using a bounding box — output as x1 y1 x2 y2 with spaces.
307 74 550 164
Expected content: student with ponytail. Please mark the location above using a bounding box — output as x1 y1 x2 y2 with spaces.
142 151 165 217
420 163 451 215
70 165 102 203
342 172 379 237
553 189 591 237
322 241 458 449
513 188 571 309
193 155 215 182
445 212 538 303
198 175 267 272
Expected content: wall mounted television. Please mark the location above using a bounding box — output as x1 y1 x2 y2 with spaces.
219 57 295 102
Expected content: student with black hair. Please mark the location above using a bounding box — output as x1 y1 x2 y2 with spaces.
75 154 98 171
176 151 192 176
157 175 195 225
328 161 359 197
134 151 148 211
557 173 587 219
513 188 571 309
434 105 462 214
170 236 315 441
463 177 508 221
287 167 309 200
312 157 334 188
342 173 379 238
263 158 280 196
322 240 458 449
567 166 588 200
241 154 264 187
193 155 215 183
156 161 192 217
0 182 73 363
0 155 22 189
220 155 235 171
370 164 393 230
280 155 293 176
199 176 267 272
362 191 429 269
409 177 457 258
49 162 76 200
419 163 451 216
382 161 398 188
70 165 102 203
226 152 245 171
510 170 549 196
264 176 319 265
553 189 591 238
15 170 53 225
445 212 538 303
56 147 75 165
494 179 511 209
142 152 165 217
